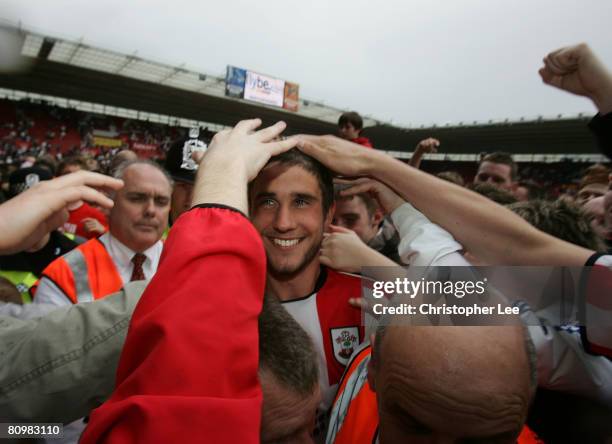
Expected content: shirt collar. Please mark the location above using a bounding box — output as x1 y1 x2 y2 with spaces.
101 232 160 267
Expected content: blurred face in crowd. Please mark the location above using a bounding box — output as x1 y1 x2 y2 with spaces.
109 163 171 252
59 163 83 176
170 180 194 223
577 183 608 206
260 370 321 444
339 122 360 140
475 161 514 190
333 195 383 244
583 196 609 240
604 189 612 238
368 326 531 444
85 158 100 172
250 163 333 279
514 185 530 202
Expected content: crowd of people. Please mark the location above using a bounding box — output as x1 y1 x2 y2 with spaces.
0 42 611 444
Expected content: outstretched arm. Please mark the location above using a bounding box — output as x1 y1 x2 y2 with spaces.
297 135 593 266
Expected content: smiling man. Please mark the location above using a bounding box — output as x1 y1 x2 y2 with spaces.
33 160 172 306
250 149 364 421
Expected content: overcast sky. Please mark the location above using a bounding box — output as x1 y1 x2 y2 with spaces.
1 0 611 127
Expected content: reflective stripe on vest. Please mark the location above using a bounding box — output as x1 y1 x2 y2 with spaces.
326 344 542 444
326 344 378 444
36 239 123 304
63 248 94 303
0 270 37 304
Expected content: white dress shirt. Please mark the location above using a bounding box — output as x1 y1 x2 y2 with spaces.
33 233 163 307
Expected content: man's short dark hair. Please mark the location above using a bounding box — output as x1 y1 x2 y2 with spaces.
480 152 518 180
266 148 334 215
469 182 518 205
334 185 378 217
338 112 364 131
437 171 465 187
259 296 319 396
507 199 606 251
57 156 87 175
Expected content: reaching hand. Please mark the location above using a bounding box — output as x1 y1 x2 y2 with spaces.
320 225 396 273
336 177 405 215
539 43 612 114
82 217 107 235
415 137 440 154
296 135 375 177
0 171 123 254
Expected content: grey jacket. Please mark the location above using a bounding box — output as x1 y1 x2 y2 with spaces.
0 281 147 423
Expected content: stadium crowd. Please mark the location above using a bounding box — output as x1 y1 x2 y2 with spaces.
0 43 611 444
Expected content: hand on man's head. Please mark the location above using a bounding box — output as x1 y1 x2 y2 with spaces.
191 119 297 214
203 119 297 181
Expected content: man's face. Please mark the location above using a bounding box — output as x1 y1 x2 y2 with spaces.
577 183 608 206
339 122 360 140
250 163 332 278
474 161 514 190
170 180 194 223
333 196 381 244
260 371 321 443
109 164 171 252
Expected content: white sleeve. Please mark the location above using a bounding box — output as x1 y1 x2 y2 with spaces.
33 277 72 307
525 319 612 407
390 202 468 267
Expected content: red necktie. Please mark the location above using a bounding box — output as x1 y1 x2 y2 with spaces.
130 253 146 281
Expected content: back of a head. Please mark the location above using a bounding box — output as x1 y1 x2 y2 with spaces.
437 171 465 187
372 325 534 442
579 163 611 189
264 148 334 215
109 150 138 175
258 296 318 395
57 156 87 176
508 199 605 251
258 296 320 442
8 166 53 198
470 182 518 205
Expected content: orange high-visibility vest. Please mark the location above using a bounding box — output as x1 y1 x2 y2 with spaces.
32 238 123 304
326 344 543 444
327 344 378 444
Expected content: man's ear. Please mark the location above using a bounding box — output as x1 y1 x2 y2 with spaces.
324 202 336 228
367 332 377 392
371 208 384 228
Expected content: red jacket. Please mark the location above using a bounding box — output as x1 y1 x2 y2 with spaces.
80 206 265 444
351 136 373 148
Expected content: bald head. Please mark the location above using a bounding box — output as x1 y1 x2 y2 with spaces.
369 326 534 443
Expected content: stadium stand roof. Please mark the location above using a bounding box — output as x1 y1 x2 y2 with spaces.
0 23 606 158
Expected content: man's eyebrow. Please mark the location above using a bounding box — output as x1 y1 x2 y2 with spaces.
254 192 276 199
294 192 318 201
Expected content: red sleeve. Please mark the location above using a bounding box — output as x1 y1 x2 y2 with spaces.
80 206 266 444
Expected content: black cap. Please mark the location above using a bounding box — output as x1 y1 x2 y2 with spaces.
8 166 53 197
164 139 197 184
